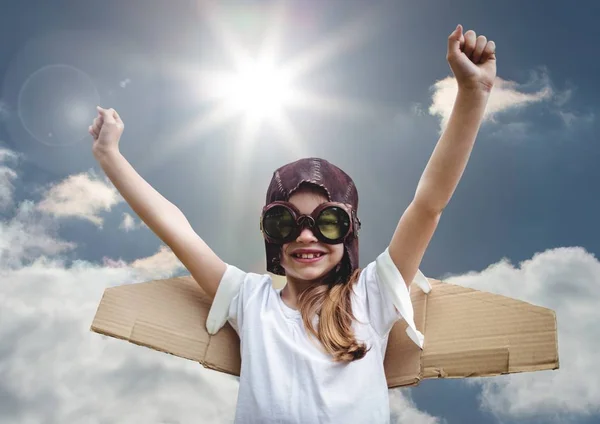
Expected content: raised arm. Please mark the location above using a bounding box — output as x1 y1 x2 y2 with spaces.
92 108 226 299
388 25 497 287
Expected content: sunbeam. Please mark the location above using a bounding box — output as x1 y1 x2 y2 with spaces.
279 8 381 82
147 2 387 170
145 1 389 254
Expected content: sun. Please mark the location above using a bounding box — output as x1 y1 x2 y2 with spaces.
152 2 381 253
158 2 380 158
209 58 295 126
232 62 293 118
152 0 384 180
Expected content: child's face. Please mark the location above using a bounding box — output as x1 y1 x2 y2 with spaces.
279 188 345 283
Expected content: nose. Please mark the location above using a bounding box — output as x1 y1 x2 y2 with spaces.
296 227 318 243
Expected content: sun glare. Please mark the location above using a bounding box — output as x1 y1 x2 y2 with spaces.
158 3 380 156
156 2 380 174
228 61 293 119
155 2 381 254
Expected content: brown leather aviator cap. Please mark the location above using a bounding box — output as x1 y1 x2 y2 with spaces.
263 157 361 277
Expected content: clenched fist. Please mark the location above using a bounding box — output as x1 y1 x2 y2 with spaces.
89 106 124 156
447 25 497 92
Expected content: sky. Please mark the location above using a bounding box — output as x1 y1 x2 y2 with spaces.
1 0 599 423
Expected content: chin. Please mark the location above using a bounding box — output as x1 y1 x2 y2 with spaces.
290 268 330 283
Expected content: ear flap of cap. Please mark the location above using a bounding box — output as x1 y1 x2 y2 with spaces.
345 235 359 274
265 240 285 276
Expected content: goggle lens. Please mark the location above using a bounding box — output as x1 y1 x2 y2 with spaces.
263 206 294 239
262 204 352 243
316 207 349 240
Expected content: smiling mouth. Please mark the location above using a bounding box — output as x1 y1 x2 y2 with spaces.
292 252 324 259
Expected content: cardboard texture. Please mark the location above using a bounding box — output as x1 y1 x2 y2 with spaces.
91 276 559 388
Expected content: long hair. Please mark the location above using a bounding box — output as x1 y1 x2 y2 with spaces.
297 259 369 362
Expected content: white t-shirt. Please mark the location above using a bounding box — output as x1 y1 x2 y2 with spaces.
206 248 427 424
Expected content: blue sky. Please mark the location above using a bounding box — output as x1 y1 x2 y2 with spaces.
1 0 599 423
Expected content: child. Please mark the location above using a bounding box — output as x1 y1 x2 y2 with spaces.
90 24 496 424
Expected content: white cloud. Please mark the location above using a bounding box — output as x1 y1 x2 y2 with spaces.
0 148 438 423
1 259 241 424
128 244 189 276
0 200 78 270
428 75 551 133
410 103 427 117
0 147 20 211
119 212 138 231
118 211 150 232
557 110 595 127
426 67 593 133
444 247 600 422
389 389 445 424
34 171 124 228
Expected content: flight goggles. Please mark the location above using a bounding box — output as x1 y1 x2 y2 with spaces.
260 201 360 244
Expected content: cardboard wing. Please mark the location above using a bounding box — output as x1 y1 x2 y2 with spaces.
90 276 559 387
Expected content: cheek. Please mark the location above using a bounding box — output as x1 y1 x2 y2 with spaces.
280 244 293 264
330 245 344 262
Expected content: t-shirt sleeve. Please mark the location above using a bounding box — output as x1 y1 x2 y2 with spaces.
205 264 266 336
355 248 425 348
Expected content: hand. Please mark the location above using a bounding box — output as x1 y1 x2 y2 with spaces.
89 106 124 156
447 25 497 93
